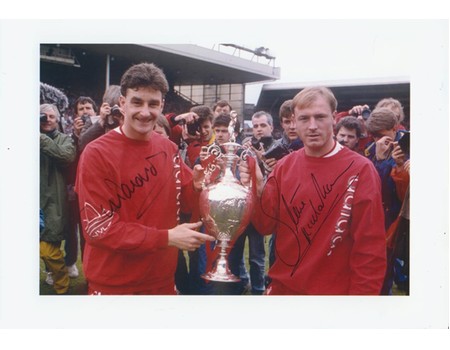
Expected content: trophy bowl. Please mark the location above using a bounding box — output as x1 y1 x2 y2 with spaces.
199 142 254 282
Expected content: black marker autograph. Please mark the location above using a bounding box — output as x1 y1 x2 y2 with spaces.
103 151 170 219
261 161 357 277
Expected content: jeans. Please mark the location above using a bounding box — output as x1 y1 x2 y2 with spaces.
229 223 266 294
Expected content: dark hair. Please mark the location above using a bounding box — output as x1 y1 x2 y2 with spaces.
73 96 98 114
120 63 169 97
279 99 293 121
213 100 232 112
335 116 362 139
213 114 231 128
190 105 214 124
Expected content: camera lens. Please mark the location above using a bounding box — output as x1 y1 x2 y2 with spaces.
361 109 371 120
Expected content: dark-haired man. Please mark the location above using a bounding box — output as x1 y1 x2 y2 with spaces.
75 63 214 295
335 116 362 152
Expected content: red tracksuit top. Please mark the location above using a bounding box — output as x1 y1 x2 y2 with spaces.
253 146 387 295
75 129 198 294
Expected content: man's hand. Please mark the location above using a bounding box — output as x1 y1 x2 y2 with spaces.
73 116 85 137
239 158 264 197
192 164 206 191
174 112 197 124
349 104 369 116
375 136 393 160
391 142 406 167
168 221 215 251
99 102 111 120
263 157 277 173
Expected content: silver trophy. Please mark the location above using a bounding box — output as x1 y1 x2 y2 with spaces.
199 115 254 282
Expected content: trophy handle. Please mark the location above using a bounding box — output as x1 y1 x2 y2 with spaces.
238 148 256 190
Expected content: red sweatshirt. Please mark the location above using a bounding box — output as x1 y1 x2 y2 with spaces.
75 129 198 294
253 146 387 295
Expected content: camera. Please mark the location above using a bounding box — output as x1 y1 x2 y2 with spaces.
80 114 89 124
251 136 273 150
398 131 410 157
263 143 290 160
361 108 371 120
110 105 122 118
40 113 47 123
105 105 123 128
186 120 202 136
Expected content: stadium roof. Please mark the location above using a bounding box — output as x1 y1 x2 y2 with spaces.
256 77 410 126
51 43 281 86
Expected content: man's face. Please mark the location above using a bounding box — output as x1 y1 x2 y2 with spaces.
252 115 273 139
40 110 59 133
76 102 96 117
294 96 336 157
200 120 213 142
213 125 231 145
214 105 231 117
119 86 164 141
281 116 298 141
336 126 358 150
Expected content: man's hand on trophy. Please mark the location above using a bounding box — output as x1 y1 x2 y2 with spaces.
168 222 215 251
239 157 264 197
192 164 206 191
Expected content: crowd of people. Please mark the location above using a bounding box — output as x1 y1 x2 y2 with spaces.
40 62 410 295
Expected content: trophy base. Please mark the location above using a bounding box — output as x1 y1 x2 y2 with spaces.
201 271 241 283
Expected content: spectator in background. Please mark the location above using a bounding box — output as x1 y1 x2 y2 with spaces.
62 95 99 278
79 85 123 152
335 116 362 152
212 99 232 118
365 107 410 295
374 98 407 131
154 113 172 138
75 62 214 295
40 103 76 294
185 105 216 168
72 96 98 140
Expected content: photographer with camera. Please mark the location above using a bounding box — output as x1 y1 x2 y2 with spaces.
79 86 123 152
365 107 410 295
183 105 216 168
40 103 76 294
71 96 98 140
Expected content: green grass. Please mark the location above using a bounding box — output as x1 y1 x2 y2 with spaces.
39 234 407 295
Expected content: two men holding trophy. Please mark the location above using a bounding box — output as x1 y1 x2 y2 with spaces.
77 62 387 296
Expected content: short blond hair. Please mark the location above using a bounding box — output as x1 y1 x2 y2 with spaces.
292 86 337 114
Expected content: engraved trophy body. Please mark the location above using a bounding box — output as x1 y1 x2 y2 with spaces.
199 113 254 282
